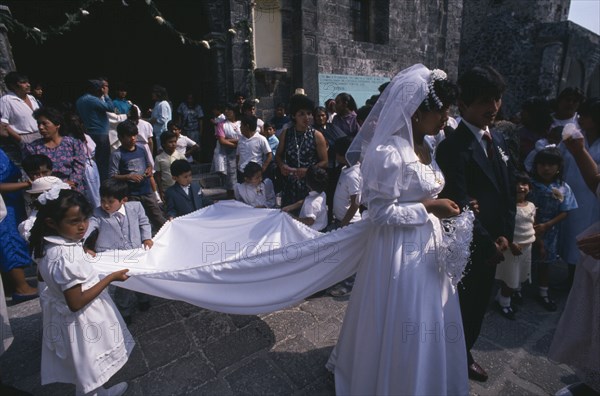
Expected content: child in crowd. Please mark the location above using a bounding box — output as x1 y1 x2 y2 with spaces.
241 100 264 135
21 153 53 181
328 136 362 297
19 176 70 241
165 159 209 219
234 161 276 208
524 125 563 172
29 189 132 396
529 147 577 311
110 120 166 231
269 103 291 136
168 121 199 162
261 122 280 189
154 131 186 202
494 172 536 319
237 114 272 182
282 165 328 231
85 179 153 324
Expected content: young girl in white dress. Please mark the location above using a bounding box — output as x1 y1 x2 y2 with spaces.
234 161 276 208
282 165 328 232
29 188 133 396
494 172 536 319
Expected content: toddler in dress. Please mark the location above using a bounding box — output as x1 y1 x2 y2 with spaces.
29 188 133 395
494 172 536 319
234 161 276 208
282 165 328 231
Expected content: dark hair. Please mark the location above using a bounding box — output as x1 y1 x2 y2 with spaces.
115 82 128 92
170 159 192 177
514 171 531 185
334 136 354 157
521 96 553 134
116 119 138 138
578 97 600 129
127 105 140 121
325 98 336 110
275 103 286 110
63 112 87 141
152 85 168 101
458 66 506 106
419 79 458 111
263 122 274 131
242 161 262 179
4 71 28 90
240 114 258 131
160 131 178 146
356 104 374 123
33 107 64 129
557 87 585 102
241 100 257 112
313 106 327 118
167 121 181 131
532 147 563 182
335 93 358 112
29 190 93 258
305 165 328 193
100 178 129 201
22 154 53 174
289 94 314 117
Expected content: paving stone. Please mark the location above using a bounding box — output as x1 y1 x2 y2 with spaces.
137 321 195 370
496 380 542 396
299 295 348 322
470 338 515 389
203 320 275 371
128 302 179 335
171 300 208 319
268 336 331 388
479 312 537 349
191 378 234 395
224 357 294 395
262 309 317 343
136 351 215 395
513 354 578 394
185 310 236 347
295 372 336 396
302 316 343 348
528 330 556 356
229 313 261 328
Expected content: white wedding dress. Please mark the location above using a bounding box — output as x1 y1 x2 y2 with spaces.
326 137 469 395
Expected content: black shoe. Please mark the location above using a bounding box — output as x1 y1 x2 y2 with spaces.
468 362 488 382
495 301 516 320
512 291 524 305
537 295 557 312
138 301 151 312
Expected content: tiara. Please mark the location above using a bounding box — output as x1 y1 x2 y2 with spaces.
427 69 448 110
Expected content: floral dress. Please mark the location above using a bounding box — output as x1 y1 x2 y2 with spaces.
529 179 577 262
280 127 318 206
23 137 87 193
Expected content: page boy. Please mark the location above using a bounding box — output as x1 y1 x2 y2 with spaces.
85 178 153 324
154 130 186 202
237 114 272 182
165 159 209 219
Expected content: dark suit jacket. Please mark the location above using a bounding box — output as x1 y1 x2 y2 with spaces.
165 182 209 218
436 121 516 262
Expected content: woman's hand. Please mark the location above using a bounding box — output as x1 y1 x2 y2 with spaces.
509 242 523 256
577 233 600 259
128 173 144 183
295 167 307 179
280 164 295 177
423 198 460 219
563 136 585 155
534 222 549 237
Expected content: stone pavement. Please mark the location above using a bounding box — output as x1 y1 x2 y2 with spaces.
1 262 578 396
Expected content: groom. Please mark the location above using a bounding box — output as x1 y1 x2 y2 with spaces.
436 66 516 382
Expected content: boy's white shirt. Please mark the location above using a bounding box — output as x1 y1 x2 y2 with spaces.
300 191 328 231
333 163 362 223
237 132 272 171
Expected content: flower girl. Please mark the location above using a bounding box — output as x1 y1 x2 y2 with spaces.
29 187 133 395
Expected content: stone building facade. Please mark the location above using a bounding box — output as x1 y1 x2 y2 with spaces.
0 0 598 119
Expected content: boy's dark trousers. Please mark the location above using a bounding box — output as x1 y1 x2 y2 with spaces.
128 193 166 232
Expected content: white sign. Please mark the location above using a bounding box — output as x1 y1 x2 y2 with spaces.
318 73 390 108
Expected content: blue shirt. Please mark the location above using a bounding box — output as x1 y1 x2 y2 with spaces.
113 98 131 115
75 93 114 135
267 135 279 153
109 143 152 196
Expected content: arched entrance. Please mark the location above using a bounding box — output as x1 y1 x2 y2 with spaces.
3 0 216 113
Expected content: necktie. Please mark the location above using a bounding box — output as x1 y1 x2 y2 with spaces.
483 131 494 160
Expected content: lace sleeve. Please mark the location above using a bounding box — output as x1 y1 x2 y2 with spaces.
439 209 475 286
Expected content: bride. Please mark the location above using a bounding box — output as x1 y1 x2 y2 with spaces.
326 64 470 395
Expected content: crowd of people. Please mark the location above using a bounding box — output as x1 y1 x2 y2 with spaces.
0 64 598 396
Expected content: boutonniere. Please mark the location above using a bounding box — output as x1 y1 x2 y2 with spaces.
497 147 509 164
551 187 564 203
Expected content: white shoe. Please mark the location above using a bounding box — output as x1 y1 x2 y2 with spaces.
103 382 128 396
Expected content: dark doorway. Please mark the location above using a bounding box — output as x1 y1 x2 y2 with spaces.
3 0 214 115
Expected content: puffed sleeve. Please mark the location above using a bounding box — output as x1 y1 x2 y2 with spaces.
50 249 93 291
364 144 429 226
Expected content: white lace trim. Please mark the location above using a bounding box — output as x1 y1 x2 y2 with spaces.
439 209 475 286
